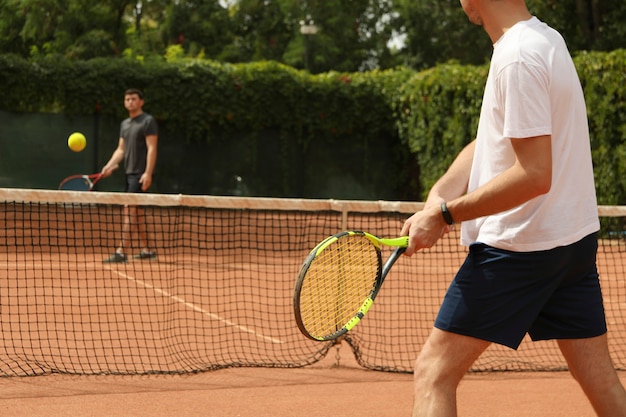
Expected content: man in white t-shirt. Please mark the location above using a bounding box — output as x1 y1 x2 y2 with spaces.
400 1 626 416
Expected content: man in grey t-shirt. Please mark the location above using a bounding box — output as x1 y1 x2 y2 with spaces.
101 88 158 263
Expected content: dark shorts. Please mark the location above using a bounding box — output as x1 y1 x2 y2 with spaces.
434 232 607 349
125 174 144 193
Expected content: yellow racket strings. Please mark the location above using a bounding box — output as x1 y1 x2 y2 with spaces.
300 235 380 339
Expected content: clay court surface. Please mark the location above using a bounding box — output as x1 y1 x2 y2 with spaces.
1 198 625 416
1 344 625 417
1 247 625 416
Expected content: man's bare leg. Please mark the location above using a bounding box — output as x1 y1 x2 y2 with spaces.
558 335 626 417
413 329 490 417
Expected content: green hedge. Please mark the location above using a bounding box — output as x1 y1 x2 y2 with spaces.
0 51 624 203
395 49 626 204
576 50 626 205
0 55 412 141
393 63 487 198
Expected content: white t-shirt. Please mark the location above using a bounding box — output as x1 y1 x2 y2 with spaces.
460 17 599 251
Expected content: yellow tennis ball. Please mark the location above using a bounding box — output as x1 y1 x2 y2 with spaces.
68 132 87 152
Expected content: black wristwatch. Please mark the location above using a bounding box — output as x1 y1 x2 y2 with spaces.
440 202 455 225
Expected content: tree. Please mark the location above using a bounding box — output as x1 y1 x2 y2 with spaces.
221 0 398 73
0 0 25 55
0 0 623 70
162 0 233 60
0 0 134 59
392 0 492 70
220 0 293 63
526 0 626 51
290 0 398 72
392 0 626 71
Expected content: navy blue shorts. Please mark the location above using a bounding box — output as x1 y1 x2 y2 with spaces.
124 174 144 193
435 233 607 349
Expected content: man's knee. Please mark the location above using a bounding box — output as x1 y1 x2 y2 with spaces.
414 330 489 388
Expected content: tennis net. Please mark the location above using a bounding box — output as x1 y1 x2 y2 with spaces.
0 188 624 376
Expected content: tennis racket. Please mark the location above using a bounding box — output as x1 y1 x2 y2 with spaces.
293 230 408 341
58 164 118 191
58 173 104 191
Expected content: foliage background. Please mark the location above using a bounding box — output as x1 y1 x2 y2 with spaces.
1 0 625 72
0 1 624 202
0 50 624 204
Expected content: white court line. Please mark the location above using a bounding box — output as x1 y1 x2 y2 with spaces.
104 266 284 345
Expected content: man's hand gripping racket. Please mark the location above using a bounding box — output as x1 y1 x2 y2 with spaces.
293 231 408 341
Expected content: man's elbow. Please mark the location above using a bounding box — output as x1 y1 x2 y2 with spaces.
531 174 552 197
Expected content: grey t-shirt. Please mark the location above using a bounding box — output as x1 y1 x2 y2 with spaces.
119 112 158 175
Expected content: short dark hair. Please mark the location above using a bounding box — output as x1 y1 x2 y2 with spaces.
125 88 144 99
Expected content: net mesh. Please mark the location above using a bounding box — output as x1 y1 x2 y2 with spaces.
0 188 624 376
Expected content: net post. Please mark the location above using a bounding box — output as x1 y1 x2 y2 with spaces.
341 207 348 231
333 337 343 368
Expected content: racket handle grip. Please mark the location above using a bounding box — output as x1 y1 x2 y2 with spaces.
381 246 406 278
378 236 409 247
